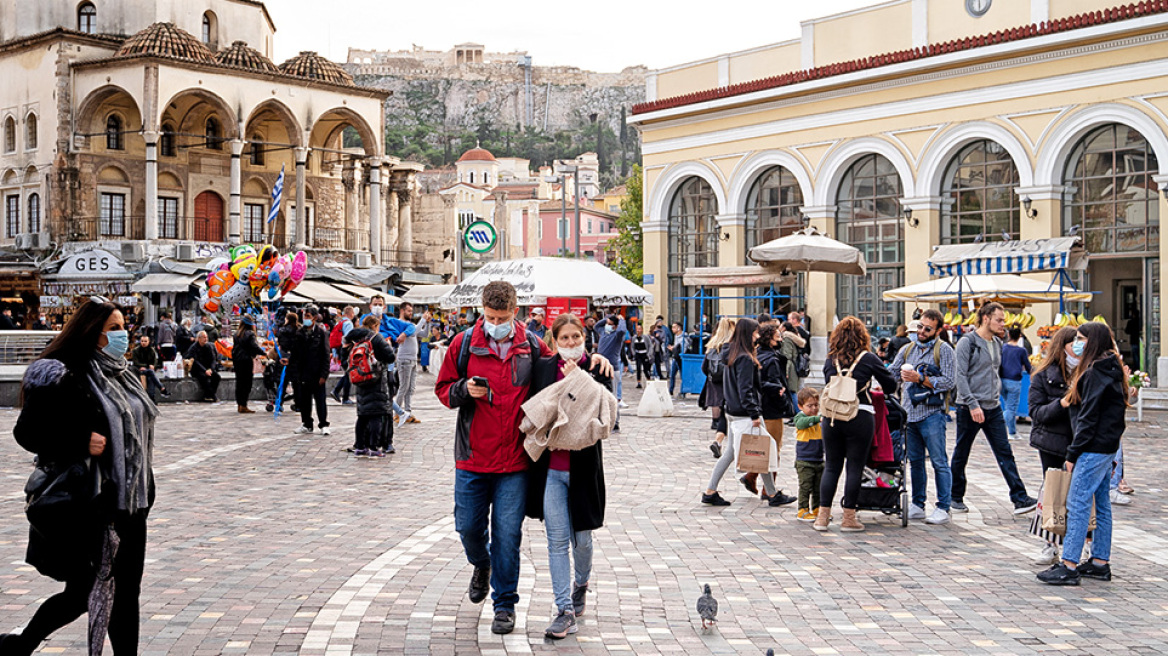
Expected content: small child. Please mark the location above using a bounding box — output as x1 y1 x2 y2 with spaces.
262 347 282 413
794 387 824 522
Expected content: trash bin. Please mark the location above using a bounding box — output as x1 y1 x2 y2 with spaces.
681 353 706 395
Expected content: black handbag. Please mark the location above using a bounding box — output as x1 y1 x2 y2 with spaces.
24 458 103 541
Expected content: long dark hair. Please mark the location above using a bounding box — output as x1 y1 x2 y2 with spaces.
39 297 120 372
1033 326 1076 382
1065 321 1130 406
726 318 760 368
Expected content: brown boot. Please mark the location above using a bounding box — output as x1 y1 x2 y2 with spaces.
813 505 831 532
841 508 865 532
238 405 255 414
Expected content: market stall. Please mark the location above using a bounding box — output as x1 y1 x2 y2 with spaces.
40 249 138 328
402 284 454 306
441 257 652 309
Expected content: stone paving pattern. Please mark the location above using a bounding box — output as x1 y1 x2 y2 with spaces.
0 372 1166 655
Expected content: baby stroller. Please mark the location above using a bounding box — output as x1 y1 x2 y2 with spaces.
855 389 909 527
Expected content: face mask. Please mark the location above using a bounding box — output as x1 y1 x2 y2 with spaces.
484 320 513 341
558 345 585 362
102 329 129 358
1066 354 1081 369
605 324 615 334
303 318 313 327
371 306 385 317
1072 340 1085 357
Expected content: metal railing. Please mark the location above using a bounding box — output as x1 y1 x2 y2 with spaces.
311 228 371 251
380 249 429 269
0 331 58 365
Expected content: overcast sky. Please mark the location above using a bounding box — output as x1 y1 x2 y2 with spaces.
267 0 878 72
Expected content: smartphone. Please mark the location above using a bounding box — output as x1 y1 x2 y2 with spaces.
472 376 490 388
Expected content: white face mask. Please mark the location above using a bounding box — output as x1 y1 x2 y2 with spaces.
371 305 385 317
558 345 585 362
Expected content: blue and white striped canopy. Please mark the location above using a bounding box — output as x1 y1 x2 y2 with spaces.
927 237 1085 277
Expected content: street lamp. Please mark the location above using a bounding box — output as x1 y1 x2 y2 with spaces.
546 162 581 258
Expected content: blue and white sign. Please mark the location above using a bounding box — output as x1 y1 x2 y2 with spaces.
464 220 497 254
642 274 655 285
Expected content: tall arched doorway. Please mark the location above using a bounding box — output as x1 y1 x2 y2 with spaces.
194 190 224 242
835 154 904 336
668 177 719 328
744 166 805 316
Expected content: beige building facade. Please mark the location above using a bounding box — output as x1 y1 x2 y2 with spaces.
632 0 1168 379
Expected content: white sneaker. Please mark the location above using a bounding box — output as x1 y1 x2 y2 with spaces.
1034 543 1059 566
397 411 412 428
293 426 313 435
908 504 927 520
1110 489 1132 506
925 508 951 525
320 426 332 436
618 401 629 409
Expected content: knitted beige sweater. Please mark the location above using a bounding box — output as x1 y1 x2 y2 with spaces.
520 367 618 461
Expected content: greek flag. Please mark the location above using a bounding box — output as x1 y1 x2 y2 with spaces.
267 165 284 224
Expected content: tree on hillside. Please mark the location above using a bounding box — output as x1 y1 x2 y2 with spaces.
609 165 643 285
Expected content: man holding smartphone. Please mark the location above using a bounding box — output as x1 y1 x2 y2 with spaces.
435 281 611 636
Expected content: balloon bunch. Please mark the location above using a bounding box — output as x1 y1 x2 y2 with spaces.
201 244 308 314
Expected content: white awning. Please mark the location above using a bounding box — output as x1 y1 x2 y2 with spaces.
328 282 397 304
402 284 454 304
131 273 199 293
292 280 362 305
927 237 1088 276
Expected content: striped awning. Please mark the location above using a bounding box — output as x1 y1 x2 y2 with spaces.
927 237 1087 277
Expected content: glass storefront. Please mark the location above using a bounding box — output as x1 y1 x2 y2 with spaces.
835 154 904 336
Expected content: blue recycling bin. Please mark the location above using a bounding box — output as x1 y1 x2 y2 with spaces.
681 354 707 395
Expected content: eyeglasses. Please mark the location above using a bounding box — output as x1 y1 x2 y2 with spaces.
89 295 110 305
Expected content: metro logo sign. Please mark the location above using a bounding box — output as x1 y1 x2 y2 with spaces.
464 220 497 254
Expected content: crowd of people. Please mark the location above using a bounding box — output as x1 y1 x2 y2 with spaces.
0 286 1136 652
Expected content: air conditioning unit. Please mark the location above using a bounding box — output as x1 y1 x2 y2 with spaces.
30 232 49 249
175 243 195 261
353 251 372 269
121 242 146 262
14 233 33 250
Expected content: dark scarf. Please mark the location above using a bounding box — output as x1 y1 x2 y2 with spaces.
87 349 157 512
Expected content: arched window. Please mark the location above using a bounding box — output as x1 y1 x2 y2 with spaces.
160 123 175 157
668 176 719 326
24 114 37 151
202 12 218 49
836 154 904 336
744 166 805 314
78 2 96 34
942 140 1020 244
105 114 123 151
27 193 40 233
1064 123 1160 254
469 171 475 184
205 117 221 150
249 133 264 166
2 117 14 153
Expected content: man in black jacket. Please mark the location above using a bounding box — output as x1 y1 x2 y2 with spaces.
290 305 332 435
185 330 221 402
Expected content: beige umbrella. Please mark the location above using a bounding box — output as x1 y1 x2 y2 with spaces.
748 226 867 276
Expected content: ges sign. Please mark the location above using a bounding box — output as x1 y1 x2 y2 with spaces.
58 250 128 278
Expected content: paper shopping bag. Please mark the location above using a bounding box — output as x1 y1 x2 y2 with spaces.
736 427 772 474
1040 468 1096 536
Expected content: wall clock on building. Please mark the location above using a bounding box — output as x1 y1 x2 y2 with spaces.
966 0 991 17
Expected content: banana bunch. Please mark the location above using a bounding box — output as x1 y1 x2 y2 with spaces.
1004 311 1038 329
1054 313 1108 328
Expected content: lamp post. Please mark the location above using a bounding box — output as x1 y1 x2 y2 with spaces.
545 164 580 257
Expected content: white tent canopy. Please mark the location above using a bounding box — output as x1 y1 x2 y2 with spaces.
403 284 455 305
882 274 1093 304
443 258 653 309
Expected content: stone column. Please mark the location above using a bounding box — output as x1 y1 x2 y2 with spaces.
398 185 414 262
368 159 382 264
385 182 400 260
294 147 309 249
144 130 159 241
900 196 944 286
343 159 359 250
229 139 243 245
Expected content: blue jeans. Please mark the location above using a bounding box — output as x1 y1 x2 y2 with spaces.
1110 444 1124 490
1001 378 1023 436
669 357 681 395
950 405 1029 505
543 469 593 612
1062 451 1116 565
612 363 623 400
454 469 527 612
906 412 952 511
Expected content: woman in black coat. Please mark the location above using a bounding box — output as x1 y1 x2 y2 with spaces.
232 317 267 413
747 322 797 505
1 298 157 655
525 313 613 638
1027 326 1078 564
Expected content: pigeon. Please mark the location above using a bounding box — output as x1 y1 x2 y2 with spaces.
1001 230 1012 241
973 233 984 243
1068 224 1081 236
766 650 775 656
696 584 718 631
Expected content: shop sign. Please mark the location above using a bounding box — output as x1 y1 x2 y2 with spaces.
464 221 497 254
39 295 64 308
57 250 127 278
116 295 139 307
546 297 589 322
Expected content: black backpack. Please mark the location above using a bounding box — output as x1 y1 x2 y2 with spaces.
795 352 812 378
705 349 725 385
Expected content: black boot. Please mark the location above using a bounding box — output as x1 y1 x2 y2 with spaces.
0 632 36 656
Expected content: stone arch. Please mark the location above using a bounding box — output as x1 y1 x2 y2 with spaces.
1036 103 1168 186
647 160 727 228
244 99 303 147
75 85 143 136
97 164 130 184
23 165 38 185
157 171 183 189
728 150 814 216
1 169 17 186
916 121 1034 197
160 88 239 140
813 137 914 207
309 107 377 157
243 176 268 197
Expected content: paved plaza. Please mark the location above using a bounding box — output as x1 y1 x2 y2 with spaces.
0 373 1166 655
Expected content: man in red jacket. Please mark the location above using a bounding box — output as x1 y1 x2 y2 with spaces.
435 281 610 635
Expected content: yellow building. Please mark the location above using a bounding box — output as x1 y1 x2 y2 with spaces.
631 0 1168 378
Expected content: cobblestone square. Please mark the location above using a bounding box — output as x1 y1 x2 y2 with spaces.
1 373 1165 655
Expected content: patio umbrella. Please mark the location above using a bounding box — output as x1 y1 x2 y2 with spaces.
748 226 867 276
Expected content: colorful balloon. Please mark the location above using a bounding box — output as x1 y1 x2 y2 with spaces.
219 280 252 310
229 245 256 262
199 291 218 314
230 254 258 284
206 269 236 300
289 251 307 285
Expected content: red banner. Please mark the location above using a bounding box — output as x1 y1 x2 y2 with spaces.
546 297 588 322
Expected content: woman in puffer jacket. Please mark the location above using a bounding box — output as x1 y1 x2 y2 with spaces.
525 313 613 640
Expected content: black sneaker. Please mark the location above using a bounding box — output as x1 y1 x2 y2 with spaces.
612 423 620 433
951 501 969 513
701 492 731 506
710 442 722 459
768 493 798 507
740 475 758 495
468 566 490 604
385 444 396 454
544 609 577 639
1037 563 1081 586
330 391 342 403
571 582 588 617
1077 559 1112 581
491 609 516 635
1013 496 1038 515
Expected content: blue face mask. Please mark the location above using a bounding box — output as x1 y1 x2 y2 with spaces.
484 320 513 341
102 329 129 358
303 318 313 327
1072 340 1085 356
